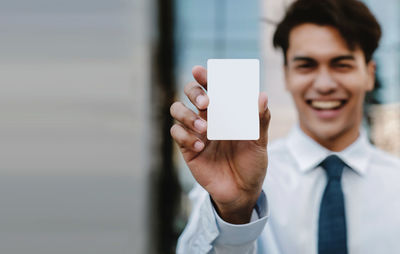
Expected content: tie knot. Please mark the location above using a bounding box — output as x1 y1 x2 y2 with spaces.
320 155 346 181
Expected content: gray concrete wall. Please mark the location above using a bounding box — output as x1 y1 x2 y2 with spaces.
0 0 152 253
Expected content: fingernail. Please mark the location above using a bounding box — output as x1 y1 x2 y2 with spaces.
194 141 204 151
196 95 206 107
194 119 207 132
264 100 268 111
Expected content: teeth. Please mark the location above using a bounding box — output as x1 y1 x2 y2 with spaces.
311 100 342 110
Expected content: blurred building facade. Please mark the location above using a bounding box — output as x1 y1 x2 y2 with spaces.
364 0 400 156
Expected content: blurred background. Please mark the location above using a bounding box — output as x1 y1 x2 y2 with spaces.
0 0 398 253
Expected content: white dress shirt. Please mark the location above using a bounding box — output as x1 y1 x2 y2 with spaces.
176 125 400 254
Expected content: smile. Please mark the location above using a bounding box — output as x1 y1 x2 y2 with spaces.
306 100 347 110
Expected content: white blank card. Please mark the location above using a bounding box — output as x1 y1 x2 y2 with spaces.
207 59 259 140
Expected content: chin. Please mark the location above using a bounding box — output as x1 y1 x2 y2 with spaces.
311 121 361 152
315 128 342 143
303 120 350 145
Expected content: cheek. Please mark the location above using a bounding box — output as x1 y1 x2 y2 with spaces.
286 74 312 97
288 72 314 85
287 85 305 104
339 72 370 93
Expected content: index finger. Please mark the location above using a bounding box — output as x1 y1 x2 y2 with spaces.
192 65 207 90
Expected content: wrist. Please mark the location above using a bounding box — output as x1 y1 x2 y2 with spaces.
212 191 261 224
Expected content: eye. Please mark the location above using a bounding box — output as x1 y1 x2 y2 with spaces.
333 63 353 69
296 62 316 69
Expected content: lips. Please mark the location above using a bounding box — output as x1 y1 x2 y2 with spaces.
305 99 348 119
307 100 347 110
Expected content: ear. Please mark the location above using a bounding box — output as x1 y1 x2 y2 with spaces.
366 60 376 92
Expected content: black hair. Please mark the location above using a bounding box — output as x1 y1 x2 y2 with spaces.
273 0 382 64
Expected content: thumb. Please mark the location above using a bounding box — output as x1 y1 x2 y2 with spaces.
256 92 271 147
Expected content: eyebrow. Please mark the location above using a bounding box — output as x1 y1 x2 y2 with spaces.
291 56 315 62
331 55 355 62
291 55 356 63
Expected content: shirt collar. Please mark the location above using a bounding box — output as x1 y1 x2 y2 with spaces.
286 125 372 176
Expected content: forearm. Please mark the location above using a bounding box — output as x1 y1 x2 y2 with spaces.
177 185 268 254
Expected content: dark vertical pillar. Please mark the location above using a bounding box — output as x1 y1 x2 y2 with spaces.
149 0 180 253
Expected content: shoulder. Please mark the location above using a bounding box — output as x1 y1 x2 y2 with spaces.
369 145 400 173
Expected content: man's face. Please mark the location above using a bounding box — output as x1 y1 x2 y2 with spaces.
284 23 375 151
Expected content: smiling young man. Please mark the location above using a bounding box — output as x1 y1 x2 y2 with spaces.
283 23 375 152
171 0 400 253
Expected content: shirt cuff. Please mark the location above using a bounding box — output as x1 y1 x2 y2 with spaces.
212 190 269 246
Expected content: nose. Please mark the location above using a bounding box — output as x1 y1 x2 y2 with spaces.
313 68 337 94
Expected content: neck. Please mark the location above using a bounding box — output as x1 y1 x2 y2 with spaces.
300 125 361 152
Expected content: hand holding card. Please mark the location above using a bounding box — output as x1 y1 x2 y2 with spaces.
170 64 270 224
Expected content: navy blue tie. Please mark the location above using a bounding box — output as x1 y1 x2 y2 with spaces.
318 155 348 254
